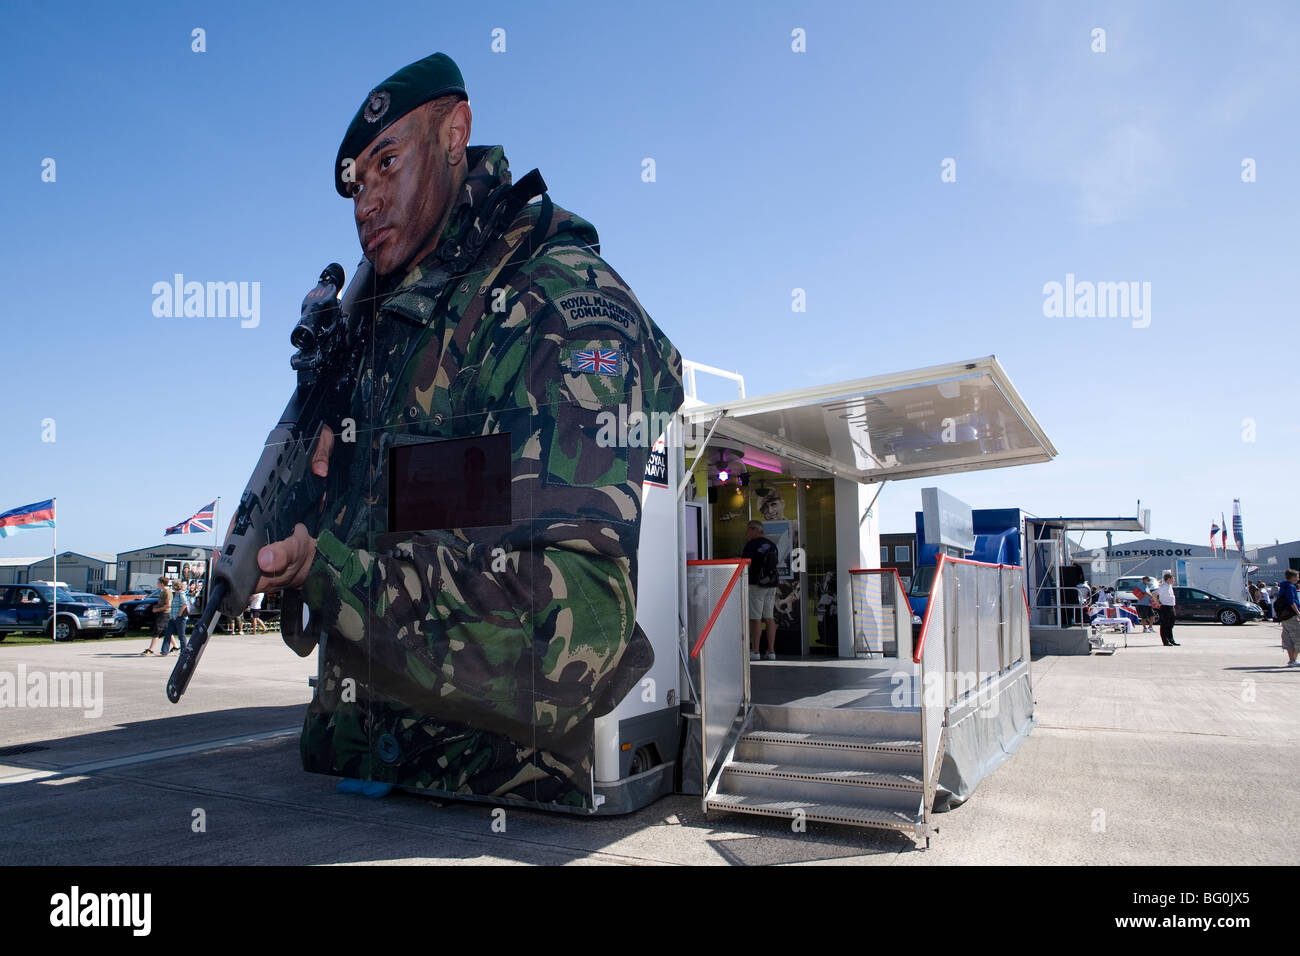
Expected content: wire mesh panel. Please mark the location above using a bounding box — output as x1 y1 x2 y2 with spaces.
687 561 749 787
849 569 904 658
916 557 1034 822
951 563 979 704
1027 537 1063 628
976 564 1001 682
894 571 911 660
916 560 948 818
1003 566 1029 669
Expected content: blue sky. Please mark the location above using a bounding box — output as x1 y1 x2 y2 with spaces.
2 0 1297 560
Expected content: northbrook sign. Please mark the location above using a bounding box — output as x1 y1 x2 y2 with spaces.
1101 547 1195 558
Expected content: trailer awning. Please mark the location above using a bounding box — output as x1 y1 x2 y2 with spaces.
681 356 1056 484
1029 517 1149 532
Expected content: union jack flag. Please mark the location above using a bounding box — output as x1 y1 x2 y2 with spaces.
572 348 620 375
165 501 216 535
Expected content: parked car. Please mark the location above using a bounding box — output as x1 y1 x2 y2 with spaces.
1111 575 1159 603
1171 586 1263 625
98 588 145 608
0 584 118 641
71 591 129 636
119 589 164 630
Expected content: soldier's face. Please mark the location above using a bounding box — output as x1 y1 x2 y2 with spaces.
350 108 454 277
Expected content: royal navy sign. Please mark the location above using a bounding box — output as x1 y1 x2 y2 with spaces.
644 436 668 488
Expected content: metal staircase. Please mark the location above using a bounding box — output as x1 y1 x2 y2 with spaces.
703 702 937 841
688 559 1037 847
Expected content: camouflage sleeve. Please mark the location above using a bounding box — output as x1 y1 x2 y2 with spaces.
302 246 683 752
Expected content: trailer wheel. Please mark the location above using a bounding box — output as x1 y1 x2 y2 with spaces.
628 745 659 776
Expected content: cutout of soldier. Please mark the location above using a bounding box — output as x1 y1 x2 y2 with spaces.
252 53 683 808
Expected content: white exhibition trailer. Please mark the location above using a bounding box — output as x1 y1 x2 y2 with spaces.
588 356 1057 843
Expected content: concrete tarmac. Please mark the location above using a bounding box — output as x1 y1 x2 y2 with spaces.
1 623 1296 865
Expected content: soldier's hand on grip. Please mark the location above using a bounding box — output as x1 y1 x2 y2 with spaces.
257 523 317 592
255 424 334 592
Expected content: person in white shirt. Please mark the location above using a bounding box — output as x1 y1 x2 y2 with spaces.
1256 581 1273 621
1151 572 1179 646
247 591 268 634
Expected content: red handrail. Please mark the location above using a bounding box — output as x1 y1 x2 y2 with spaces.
913 553 947 663
688 559 749 659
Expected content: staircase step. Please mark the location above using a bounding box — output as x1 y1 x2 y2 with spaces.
742 730 921 753
724 761 923 791
736 733 922 774
752 703 920 738
705 792 919 831
716 764 922 811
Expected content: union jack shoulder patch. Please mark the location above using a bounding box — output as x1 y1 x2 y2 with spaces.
567 347 623 376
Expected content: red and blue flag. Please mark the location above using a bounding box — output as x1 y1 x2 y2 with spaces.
165 501 216 535
0 499 55 538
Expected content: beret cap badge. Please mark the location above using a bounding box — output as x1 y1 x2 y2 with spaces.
363 90 391 124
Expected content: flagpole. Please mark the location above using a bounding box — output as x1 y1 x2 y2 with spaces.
51 497 57 640
208 497 220 614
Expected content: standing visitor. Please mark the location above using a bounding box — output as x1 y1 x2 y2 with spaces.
140 577 172 656
742 521 780 661
1276 570 1300 667
1152 572 1179 646
1134 576 1155 633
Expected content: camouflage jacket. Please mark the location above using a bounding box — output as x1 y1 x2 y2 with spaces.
299 146 683 776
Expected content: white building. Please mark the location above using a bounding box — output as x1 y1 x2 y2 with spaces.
1075 538 1216 585
115 543 214 591
0 556 41 585
26 551 117 592
1245 539 1300 584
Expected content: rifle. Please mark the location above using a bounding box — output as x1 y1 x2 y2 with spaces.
167 261 374 703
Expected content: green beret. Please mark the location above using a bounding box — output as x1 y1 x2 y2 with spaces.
335 52 467 196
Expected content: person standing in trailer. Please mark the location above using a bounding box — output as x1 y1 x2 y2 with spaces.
743 520 780 661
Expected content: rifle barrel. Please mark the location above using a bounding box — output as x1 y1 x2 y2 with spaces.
166 579 227 704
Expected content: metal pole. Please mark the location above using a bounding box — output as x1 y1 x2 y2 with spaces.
208 497 220 614
677 413 725 501
860 480 887 526
51 498 57 640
